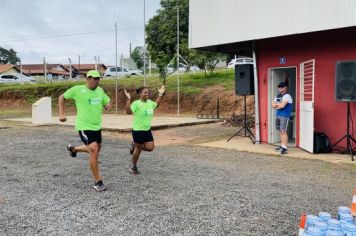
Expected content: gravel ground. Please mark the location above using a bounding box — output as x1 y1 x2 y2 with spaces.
0 125 355 235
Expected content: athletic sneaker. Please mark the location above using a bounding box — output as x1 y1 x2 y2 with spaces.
67 144 77 157
275 146 282 151
129 141 135 155
130 166 140 175
281 148 288 155
93 180 107 192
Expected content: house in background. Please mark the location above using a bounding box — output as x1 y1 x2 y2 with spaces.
189 0 356 154
66 64 107 77
0 64 21 75
22 64 69 79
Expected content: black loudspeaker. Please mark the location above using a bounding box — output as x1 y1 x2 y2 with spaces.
335 61 356 101
235 64 254 95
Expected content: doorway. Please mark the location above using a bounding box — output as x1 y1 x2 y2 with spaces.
268 67 297 146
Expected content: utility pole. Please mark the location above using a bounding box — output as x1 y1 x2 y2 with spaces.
68 58 72 80
94 56 98 70
115 22 118 114
176 0 180 116
98 55 100 65
129 42 132 58
149 57 151 76
43 57 47 82
20 59 22 76
143 0 146 86
78 55 81 78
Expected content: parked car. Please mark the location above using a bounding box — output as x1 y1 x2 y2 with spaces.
0 73 36 84
128 69 143 76
104 67 142 77
166 63 200 73
227 57 254 69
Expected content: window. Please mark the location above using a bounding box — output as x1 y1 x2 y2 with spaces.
1 75 17 80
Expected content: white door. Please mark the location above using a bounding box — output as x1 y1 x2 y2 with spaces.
299 59 315 153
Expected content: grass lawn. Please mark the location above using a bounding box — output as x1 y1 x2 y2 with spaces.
0 70 234 98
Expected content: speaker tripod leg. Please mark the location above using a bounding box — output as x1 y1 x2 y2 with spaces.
329 134 347 150
227 126 245 142
244 127 256 143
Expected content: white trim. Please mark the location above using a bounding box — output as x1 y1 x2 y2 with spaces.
268 66 297 146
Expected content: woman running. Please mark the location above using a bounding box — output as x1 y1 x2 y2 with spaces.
124 85 165 175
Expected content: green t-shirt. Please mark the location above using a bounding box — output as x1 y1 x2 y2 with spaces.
130 99 157 131
63 85 110 131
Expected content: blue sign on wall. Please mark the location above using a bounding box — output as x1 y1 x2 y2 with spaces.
280 57 286 64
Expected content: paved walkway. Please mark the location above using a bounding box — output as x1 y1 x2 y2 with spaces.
198 136 356 165
5 114 218 131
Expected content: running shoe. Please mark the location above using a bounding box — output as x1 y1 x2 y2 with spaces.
275 146 282 151
67 144 77 157
129 166 140 175
281 148 288 155
93 180 107 192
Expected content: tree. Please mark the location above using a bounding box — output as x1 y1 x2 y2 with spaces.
146 0 189 81
131 46 144 69
146 0 226 80
0 47 20 64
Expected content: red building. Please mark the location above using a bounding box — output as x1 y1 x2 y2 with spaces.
189 0 356 154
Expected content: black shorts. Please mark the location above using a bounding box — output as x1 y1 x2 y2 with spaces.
78 130 102 145
132 130 154 144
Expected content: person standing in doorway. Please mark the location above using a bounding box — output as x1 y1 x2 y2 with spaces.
58 70 112 191
272 81 293 155
124 85 165 175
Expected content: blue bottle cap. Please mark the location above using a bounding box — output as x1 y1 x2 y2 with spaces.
315 221 328 231
338 206 350 213
339 213 353 222
318 212 331 221
305 227 322 236
343 223 356 232
307 215 320 224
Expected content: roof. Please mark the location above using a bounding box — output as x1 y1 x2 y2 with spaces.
0 64 18 73
66 64 107 70
189 0 356 50
21 64 70 75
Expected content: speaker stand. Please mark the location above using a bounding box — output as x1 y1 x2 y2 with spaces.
227 95 255 144
330 102 356 161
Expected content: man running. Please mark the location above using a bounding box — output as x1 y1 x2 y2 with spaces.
58 70 111 191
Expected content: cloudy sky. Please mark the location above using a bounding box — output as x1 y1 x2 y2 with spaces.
0 0 162 65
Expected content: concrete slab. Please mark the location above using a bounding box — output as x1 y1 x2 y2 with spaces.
198 136 356 165
5 114 219 131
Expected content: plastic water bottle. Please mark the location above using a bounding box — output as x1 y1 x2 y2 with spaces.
307 215 320 228
338 206 351 220
343 222 356 236
319 212 332 223
326 219 343 236
304 227 323 236
315 221 328 235
340 213 354 223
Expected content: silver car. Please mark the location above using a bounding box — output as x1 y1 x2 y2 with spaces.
0 73 36 84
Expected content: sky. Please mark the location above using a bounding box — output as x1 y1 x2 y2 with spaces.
0 0 162 65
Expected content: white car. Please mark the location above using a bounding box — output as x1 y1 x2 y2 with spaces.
227 57 254 69
166 63 200 73
0 73 36 84
104 67 141 77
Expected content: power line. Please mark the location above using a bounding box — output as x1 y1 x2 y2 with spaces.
1 26 143 43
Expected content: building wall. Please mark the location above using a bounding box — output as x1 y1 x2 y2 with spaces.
189 0 356 49
257 27 356 147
